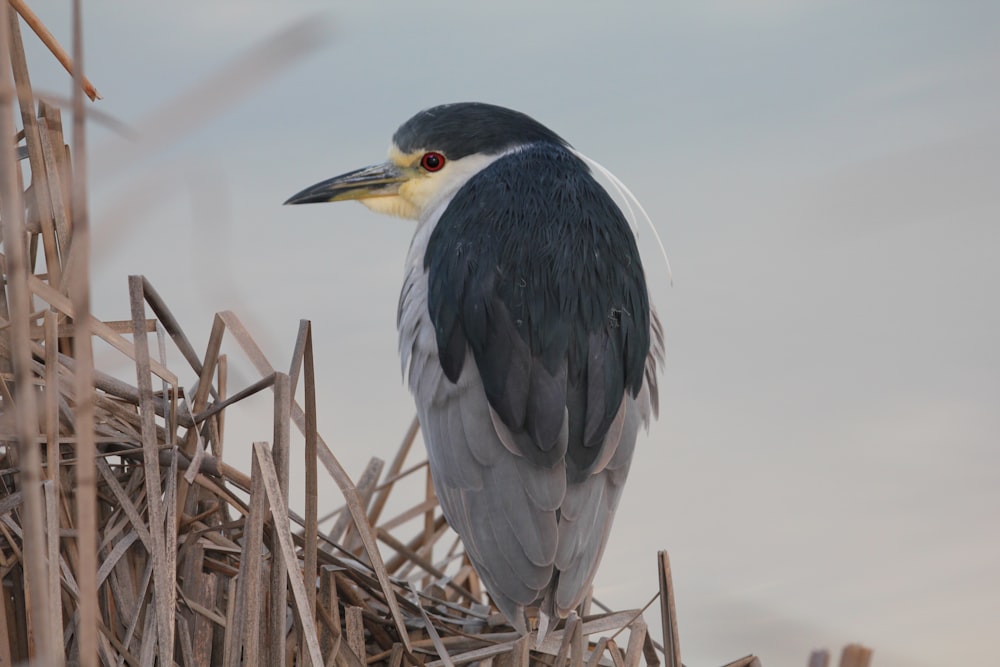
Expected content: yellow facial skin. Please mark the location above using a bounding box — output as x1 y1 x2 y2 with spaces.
358 147 505 222
286 145 506 221
358 148 426 220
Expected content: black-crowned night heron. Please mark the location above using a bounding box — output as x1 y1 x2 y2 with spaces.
286 102 663 633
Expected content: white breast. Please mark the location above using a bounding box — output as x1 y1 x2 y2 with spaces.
397 201 444 401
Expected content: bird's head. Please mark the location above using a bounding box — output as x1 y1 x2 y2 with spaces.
284 102 568 220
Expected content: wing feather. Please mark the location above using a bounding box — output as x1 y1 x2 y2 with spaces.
488 459 559 568
413 346 562 624
420 394 483 490
550 394 642 615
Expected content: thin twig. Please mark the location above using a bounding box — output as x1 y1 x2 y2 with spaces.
9 0 101 99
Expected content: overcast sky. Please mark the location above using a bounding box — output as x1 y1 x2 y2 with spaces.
24 2 999 665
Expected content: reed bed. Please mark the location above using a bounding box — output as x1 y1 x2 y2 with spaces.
0 6 871 667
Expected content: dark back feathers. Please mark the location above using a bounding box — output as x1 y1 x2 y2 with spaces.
425 143 650 476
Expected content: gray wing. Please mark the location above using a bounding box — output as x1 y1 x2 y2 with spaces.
400 242 664 627
417 354 563 628
411 325 660 624
551 308 663 615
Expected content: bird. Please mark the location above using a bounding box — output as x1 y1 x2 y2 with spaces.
285 102 663 633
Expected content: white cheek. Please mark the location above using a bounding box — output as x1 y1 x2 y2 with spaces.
398 178 439 214
399 151 513 219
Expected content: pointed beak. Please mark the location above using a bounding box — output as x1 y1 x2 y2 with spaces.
284 161 408 205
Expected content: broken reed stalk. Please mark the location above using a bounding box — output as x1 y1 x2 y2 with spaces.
69 2 100 664
0 3 55 664
658 551 681 667
129 275 174 666
9 0 100 101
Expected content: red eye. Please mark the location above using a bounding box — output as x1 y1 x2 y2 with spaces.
420 152 446 172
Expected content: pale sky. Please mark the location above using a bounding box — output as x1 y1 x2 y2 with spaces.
24 2 999 665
